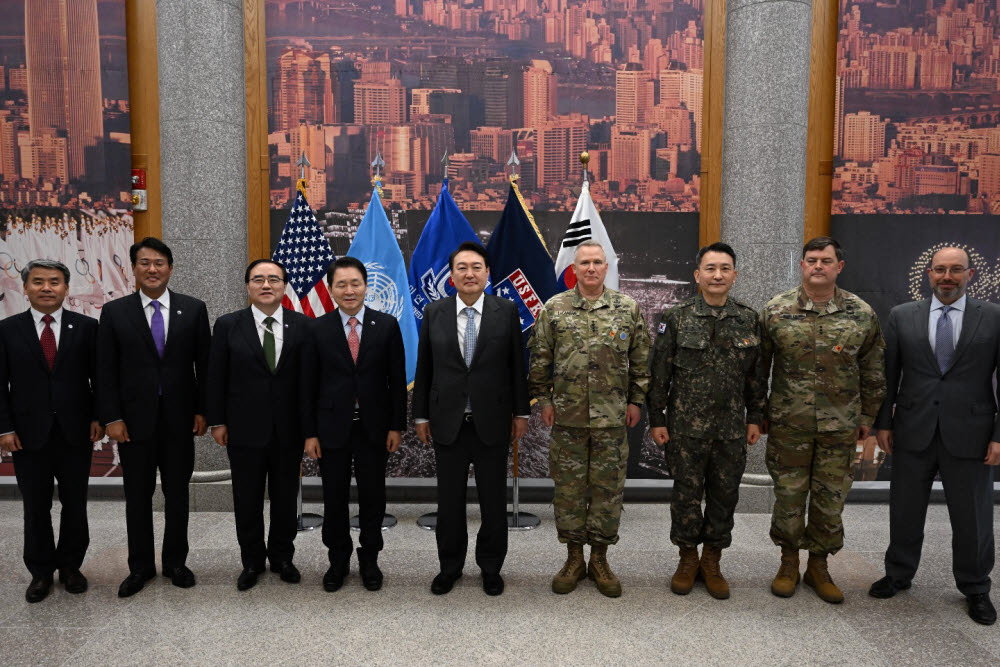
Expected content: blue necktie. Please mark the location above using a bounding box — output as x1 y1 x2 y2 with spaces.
935 305 954 373
150 300 165 358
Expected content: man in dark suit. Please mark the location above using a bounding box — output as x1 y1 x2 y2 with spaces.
0 260 102 603
871 246 1000 625
97 237 211 598
207 259 308 591
301 256 406 593
412 241 530 597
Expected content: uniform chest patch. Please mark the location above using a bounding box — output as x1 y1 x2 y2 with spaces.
658 322 667 334
620 332 628 340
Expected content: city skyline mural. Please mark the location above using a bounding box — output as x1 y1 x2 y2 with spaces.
265 0 703 478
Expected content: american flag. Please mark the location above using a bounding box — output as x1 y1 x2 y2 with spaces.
272 190 337 318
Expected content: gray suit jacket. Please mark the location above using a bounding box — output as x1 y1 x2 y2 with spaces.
875 297 1000 457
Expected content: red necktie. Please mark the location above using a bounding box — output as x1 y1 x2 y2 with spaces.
347 316 360 363
40 314 56 370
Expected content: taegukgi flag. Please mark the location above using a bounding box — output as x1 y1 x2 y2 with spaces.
554 179 619 291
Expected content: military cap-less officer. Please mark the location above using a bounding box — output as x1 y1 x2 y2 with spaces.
529 240 651 598
759 236 885 604
648 242 766 600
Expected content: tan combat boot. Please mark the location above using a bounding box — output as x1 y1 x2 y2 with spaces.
803 553 844 604
670 547 700 595
771 547 800 598
587 544 622 598
551 542 587 594
699 546 730 600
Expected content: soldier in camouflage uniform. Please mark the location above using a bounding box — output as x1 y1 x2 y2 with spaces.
759 236 886 604
647 243 767 600
529 240 651 598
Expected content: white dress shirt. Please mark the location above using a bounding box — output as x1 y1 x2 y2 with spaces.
251 305 284 364
928 294 965 350
30 306 64 347
139 290 170 343
339 305 366 345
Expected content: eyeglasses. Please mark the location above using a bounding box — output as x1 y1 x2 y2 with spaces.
136 259 168 269
930 266 968 276
249 276 285 286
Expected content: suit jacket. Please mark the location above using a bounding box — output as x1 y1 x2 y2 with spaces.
0 310 98 449
206 307 308 450
97 290 211 441
875 297 1000 457
300 307 406 448
412 294 530 447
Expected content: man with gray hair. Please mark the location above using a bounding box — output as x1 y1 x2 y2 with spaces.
0 259 102 603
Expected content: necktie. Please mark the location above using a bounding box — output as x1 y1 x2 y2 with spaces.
347 316 360 363
40 314 56 370
463 307 477 367
263 316 276 372
150 300 165 358
935 305 954 373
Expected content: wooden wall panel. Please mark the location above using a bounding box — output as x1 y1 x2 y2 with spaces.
701 0 725 247
804 0 839 241
125 0 161 241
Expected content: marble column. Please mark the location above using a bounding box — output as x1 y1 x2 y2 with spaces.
157 0 248 503
721 0 814 511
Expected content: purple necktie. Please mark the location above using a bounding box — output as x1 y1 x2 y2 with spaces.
150 300 165 358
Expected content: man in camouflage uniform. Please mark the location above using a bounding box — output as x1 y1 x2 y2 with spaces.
529 240 651 598
759 236 886 603
648 242 766 600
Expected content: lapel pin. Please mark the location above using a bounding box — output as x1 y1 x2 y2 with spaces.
284 324 289 328
67 324 74 329
176 310 182 315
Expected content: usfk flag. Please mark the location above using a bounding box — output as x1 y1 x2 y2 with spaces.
554 180 619 291
348 185 420 385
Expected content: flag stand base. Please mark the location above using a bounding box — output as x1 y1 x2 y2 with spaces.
351 514 397 532
417 512 437 530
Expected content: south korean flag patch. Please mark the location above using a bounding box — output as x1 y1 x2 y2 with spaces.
657 322 667 335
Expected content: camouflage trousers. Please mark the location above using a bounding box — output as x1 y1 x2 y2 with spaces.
766 426 856 556
549 425 628 546
667 435 747 550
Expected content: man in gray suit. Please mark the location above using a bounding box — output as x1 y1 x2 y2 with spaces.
870 246 1000 625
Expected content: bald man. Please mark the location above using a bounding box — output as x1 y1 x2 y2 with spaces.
871 247 1000 625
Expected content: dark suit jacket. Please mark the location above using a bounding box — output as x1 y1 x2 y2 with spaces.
875 297 1000 457
97 290 211 441
0 310 98 449
412 294 530 447
300 307 406 448
206 307 308 450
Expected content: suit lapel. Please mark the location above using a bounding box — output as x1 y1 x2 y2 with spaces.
14 311 49 373
355 310 376 367
164 290 181 357
238 308 270 373
469 297 497 367
914 299 937 373
274 310 296 373
946 299 982 373
51 312 74 373
328 309 352 363
127 292 158 357
444 298 464 365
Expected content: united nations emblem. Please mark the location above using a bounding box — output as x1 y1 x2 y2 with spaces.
364 262 405 319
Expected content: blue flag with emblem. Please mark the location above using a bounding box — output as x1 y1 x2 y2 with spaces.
485 182 557 347
407 179 487 323
347 185 419 385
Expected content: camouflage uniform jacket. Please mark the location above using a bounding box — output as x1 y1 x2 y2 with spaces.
759 286 886 433
647 294 766 440
529 286 651 429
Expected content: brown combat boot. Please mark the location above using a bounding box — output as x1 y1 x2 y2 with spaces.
771 547 800 598
670 547 700 595
587 544 622 598
803 553 844 604
551 542 587 594
699 546 730 600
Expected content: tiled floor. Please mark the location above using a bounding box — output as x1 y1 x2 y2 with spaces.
0 500 996 666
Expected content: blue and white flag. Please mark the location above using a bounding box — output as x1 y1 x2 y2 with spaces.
348 186 419 385
407 179 483 322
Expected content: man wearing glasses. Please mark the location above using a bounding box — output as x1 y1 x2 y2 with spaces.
869 246 1000 626
206 259 310 591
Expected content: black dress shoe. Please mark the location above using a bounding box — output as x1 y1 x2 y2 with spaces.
868 575 911 599
359 561 383 591
270 561 301 584
162 565 196 589
237 568 261 591
967 593 997 625
431 572 461 595
59 569 88 595
117 570 156 598
482 573 504 596
323 564 348 592
25 576 53 603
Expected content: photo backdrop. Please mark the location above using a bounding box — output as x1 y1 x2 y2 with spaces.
264 0 704 478
0 0 133 477
831 1 1000 480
